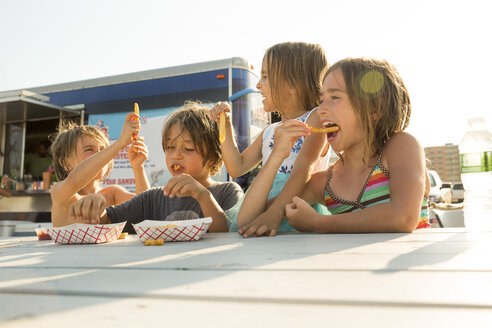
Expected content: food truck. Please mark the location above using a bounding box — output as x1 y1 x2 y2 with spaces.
0 57 265 222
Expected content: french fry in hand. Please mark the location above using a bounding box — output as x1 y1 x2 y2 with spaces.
309 125 340 133
219 112 226 143
144 239 164 246
132 103 140 140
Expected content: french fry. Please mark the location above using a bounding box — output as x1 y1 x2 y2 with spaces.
132 103 140 140
173 165 181 171
153 224 179 229
144 239 164 246
219 112 226 143
118 232 128 239
309 126 340 133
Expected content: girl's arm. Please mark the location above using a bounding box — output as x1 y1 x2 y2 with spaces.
128 136 150 194
132 164 150 194
52 140 130 205
237 120 311 234
239 112 327 237
195 190 229 232
104 136 150 206
211 102 262 177
129 136 150 194
288 132 426 233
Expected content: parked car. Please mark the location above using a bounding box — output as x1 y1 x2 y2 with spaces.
452 182 465 203
429 207 465 228
427 170 443 203
440 182 453 203
441 182 452 189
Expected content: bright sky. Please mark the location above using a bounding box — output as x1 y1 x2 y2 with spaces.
1 0 491 147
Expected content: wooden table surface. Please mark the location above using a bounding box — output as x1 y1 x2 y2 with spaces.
1 228 491 327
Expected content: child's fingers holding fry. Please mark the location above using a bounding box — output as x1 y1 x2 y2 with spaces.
69 194 106 223
126 112 139 121
70 202 98 224
87 197 104 222
210 101 231 121
130 138 148 154
128 139 149 167
163 174 202 199
162 179 178 198
131 135 145 143
69 202 78 221
163 176 187 198
130 144 148 157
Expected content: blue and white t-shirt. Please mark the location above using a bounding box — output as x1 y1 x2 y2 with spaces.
261 108 329 174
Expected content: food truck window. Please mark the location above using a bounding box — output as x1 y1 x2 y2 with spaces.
0 92 83 184
4 123 24 180
0 121 4 172
23 118 60 180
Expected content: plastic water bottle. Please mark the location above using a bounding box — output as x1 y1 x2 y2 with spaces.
459 117 492 230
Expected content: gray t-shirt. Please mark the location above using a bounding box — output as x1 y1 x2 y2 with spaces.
106 181 244 233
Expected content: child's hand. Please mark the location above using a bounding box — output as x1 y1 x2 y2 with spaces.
209 101 231 122
272 120 311 159
238 212 282 238
128 136 148 168
210 102 233 143
69 193 106 224
118 113 141 147
285 196 320 232
162 173 208 200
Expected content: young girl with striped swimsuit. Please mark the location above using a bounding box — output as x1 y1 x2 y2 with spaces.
260 57 430 233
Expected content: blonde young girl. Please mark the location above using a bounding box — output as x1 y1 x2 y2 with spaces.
211 42 329 236
50 113 149 227
272 57 430 233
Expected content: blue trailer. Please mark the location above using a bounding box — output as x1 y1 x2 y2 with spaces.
0 57 265 199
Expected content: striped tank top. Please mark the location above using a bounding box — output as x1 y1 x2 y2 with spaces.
324 155 430 229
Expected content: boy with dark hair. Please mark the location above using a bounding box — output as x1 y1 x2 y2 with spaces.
71 102 244 232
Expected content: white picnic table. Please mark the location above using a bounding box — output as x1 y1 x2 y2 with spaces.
1 228 491 327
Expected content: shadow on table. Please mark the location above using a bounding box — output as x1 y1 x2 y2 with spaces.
375 231 474 273
0 232 400 320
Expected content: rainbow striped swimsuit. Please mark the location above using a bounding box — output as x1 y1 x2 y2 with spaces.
324 156 430 229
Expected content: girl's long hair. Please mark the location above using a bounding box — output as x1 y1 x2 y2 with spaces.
265 42 328 113
50 122 112 181
325 58 411 163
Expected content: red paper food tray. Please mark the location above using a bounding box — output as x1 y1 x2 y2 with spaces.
48 222 126 244
133 217 212 242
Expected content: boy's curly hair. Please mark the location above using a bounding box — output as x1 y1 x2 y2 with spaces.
50 122 112 180
162 102 223 176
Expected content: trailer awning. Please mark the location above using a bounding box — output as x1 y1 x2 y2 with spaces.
0 90 82 123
